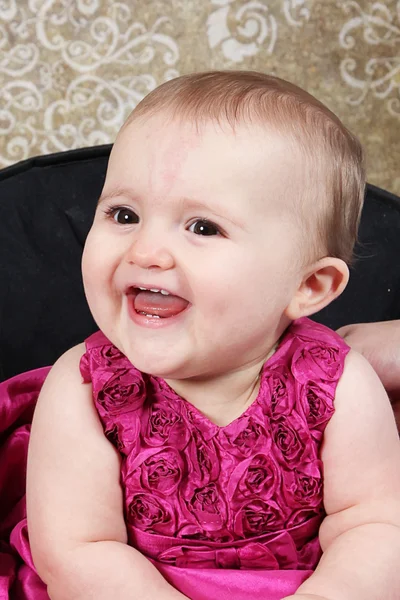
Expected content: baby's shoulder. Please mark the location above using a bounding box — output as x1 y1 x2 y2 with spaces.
35 343 91 413
46 342 87 383
63 341 87 363
34 342 95 433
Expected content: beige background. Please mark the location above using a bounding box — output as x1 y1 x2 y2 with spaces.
0 0 399 194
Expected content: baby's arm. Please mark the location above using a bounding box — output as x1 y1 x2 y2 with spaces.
27 345 187 600
283 349 400 600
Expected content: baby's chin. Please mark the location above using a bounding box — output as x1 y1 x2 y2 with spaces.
121 344 221 384
117 342 192 379
105 322 231 380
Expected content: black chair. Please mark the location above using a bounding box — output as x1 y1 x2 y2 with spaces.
1 146 399 382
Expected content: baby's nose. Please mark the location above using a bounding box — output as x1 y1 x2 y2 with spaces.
125 237 175 271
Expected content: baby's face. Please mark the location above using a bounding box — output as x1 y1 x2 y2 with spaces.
82 113 306 379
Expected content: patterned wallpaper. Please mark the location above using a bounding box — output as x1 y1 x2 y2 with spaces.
0 1 399 194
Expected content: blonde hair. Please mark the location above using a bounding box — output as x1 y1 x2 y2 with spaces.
125 71 365 265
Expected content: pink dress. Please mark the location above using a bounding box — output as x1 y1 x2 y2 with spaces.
0 317 349 600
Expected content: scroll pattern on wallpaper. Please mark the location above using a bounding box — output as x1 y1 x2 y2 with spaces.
0 0 399 180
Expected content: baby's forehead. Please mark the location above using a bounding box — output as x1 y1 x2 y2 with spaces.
112 114 310 223
121 114 300 185
120 111 303 170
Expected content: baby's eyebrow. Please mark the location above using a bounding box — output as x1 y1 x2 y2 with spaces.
179 197 245 229
97 187 136 206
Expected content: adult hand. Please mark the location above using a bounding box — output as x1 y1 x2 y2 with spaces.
337 320 400 427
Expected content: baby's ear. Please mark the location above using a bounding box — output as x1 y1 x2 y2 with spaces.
284 257 349 320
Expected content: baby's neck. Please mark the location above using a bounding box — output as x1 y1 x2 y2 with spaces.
164 344 278 427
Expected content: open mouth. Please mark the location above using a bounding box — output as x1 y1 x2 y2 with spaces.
127 287 190 320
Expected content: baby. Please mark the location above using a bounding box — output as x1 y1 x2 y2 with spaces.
26 71 400 600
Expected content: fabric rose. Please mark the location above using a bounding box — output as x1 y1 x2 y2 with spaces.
140 447 184 495
282 466 323 508
185 430 220 488
177 522 216 541
97 369 146 416
142 400 189 449
228 450 281 502
300 382 334 435
291 342 343 383
264 365 295 419
104 423 125 452
148 375 181 401
285 508 322 530
97 344 127 368
222 415 269 458
105 413 141 456
271 416 309 464
186 483 227 533
234 498 285 537
127 492 175 535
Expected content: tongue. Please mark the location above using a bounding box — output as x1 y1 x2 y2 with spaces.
133 291 189 318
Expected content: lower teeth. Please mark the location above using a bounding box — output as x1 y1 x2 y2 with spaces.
139 311 160 319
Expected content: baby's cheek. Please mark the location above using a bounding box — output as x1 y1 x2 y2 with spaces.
82 232 107 276
81 245 106 301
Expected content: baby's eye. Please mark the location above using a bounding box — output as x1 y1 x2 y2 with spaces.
188 219 221 236
106 207 139 225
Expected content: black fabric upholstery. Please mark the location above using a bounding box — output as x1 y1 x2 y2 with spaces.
0 146 399 382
